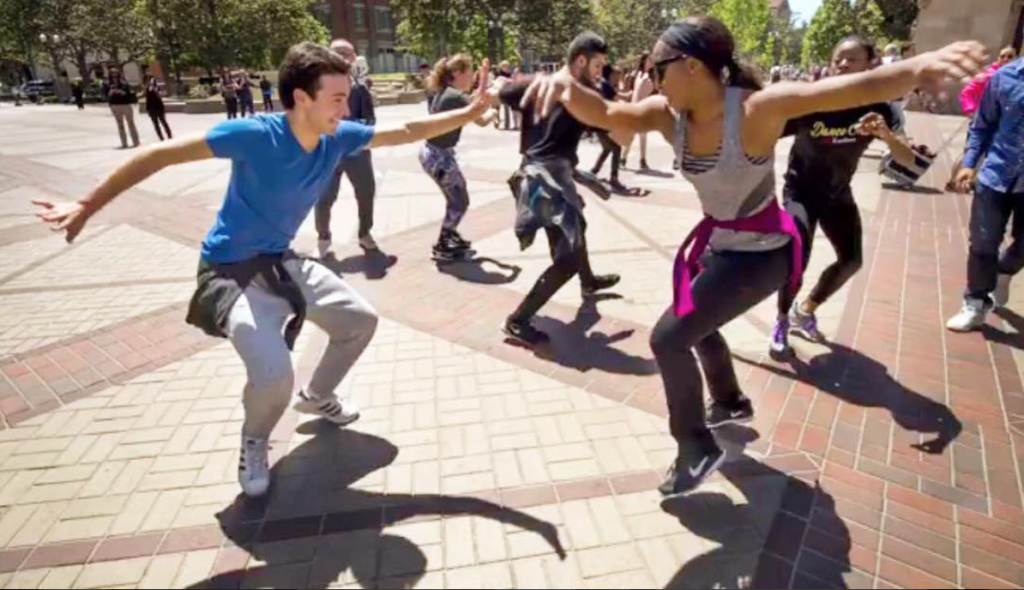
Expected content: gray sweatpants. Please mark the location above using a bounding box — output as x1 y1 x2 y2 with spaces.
226 258 378 439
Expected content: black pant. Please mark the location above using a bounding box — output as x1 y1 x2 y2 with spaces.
778 186 863 315
263 94 274 112
149 110 172 141
651 246 791 445
966 183 1024 302
225 97 238 119
592 132 622 182
511 222 597 322
315 151 377 241
240 93 255 117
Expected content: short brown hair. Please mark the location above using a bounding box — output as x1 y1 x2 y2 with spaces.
278 42 352 110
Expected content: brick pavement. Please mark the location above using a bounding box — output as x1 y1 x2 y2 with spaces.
0 102 1021 588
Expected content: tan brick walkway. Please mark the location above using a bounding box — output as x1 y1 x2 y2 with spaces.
0 103 1021 589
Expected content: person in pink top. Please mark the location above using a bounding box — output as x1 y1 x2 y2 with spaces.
948 47 1018 190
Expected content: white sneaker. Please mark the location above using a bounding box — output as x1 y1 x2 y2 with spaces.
318 239 332 259
294 390 361 426
239 436 271 498
946 299 990 333
359 234 379 251
993 274 1012 309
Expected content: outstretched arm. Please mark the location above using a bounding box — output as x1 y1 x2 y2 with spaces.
749 42 986 125
370 60 498 148
520 67 675 141
34 136 215 243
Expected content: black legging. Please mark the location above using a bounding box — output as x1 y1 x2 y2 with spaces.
777 186 863 316
592 132 621 182
149 110 172 141
511 223 597 322
225 97 239 119
652 246 791 445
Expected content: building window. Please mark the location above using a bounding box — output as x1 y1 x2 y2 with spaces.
375 7 393 32
354 4 367 31
309 1 331 30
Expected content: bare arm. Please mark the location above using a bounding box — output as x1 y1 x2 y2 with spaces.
522 68 675 141
369 98 491 148
749 42 986 124
34 136 214 243
371 59 496 148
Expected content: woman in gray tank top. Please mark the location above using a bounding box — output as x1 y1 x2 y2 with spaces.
522 16 985 496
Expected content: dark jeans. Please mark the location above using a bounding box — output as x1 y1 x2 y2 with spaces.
225 97 238 119
591 132 622 182
511 221 597 322
778 186 863 315
315 151 377 242
263 94 274 112
651 246 790 445
239 93 256 117
149 110 173 141
966 184 1024 302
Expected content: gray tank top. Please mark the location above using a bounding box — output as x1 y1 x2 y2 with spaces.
673 87 790 252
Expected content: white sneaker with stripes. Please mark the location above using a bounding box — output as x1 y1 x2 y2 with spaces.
293 390 361 426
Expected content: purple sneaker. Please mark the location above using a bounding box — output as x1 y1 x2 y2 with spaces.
790 303 826 343
770 318 793 360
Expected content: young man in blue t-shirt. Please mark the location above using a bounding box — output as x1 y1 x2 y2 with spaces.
35 42 497 498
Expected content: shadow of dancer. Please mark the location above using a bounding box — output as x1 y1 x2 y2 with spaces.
984 307 1024 351
192 428 565 589
323 248 399 281
736 343 962 454
436 256 522 285
662 428 854 589
527 297 660 377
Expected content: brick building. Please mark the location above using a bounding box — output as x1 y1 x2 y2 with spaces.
311 0 419 73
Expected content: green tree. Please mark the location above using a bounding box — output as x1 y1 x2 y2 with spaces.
679 0 717 16
514 0 595 62
595 0 678 61
873 0 918 41
0 0 43 78
802 0 886 67
709 0 773 67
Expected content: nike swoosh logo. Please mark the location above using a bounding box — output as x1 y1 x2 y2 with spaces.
730 411 746 418
688 457 709 479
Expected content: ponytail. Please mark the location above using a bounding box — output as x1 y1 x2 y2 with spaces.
727 58 763 91
428 53 473 93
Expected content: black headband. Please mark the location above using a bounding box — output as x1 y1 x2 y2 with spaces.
657 21 735 76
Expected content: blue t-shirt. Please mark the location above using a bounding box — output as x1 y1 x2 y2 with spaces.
201 113 375 263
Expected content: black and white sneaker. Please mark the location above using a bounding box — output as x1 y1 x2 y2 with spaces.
293 390 361 426
582 274 621 297
502 319 551 347
448 231 473 251
706 397 755 430
658 440 726 498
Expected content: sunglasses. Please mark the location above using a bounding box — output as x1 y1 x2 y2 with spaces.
1000 53 1016 61
654 54 688 83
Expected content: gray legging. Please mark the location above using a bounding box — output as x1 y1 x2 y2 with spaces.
650 246 791 445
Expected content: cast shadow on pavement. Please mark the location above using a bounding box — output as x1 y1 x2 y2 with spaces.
190 427 564 589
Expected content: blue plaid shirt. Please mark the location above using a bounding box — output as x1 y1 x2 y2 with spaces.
964 59 1024 194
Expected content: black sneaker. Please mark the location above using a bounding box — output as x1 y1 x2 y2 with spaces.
432 240 461 262
608 179 630 193
502 319 550 346
582 274 621 297
448 231 472 251
706 397 755 430
658 440 726 498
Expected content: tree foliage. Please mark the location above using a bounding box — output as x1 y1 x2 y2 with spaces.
802 0 886 67
709 0 773 67
594 0 678 62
